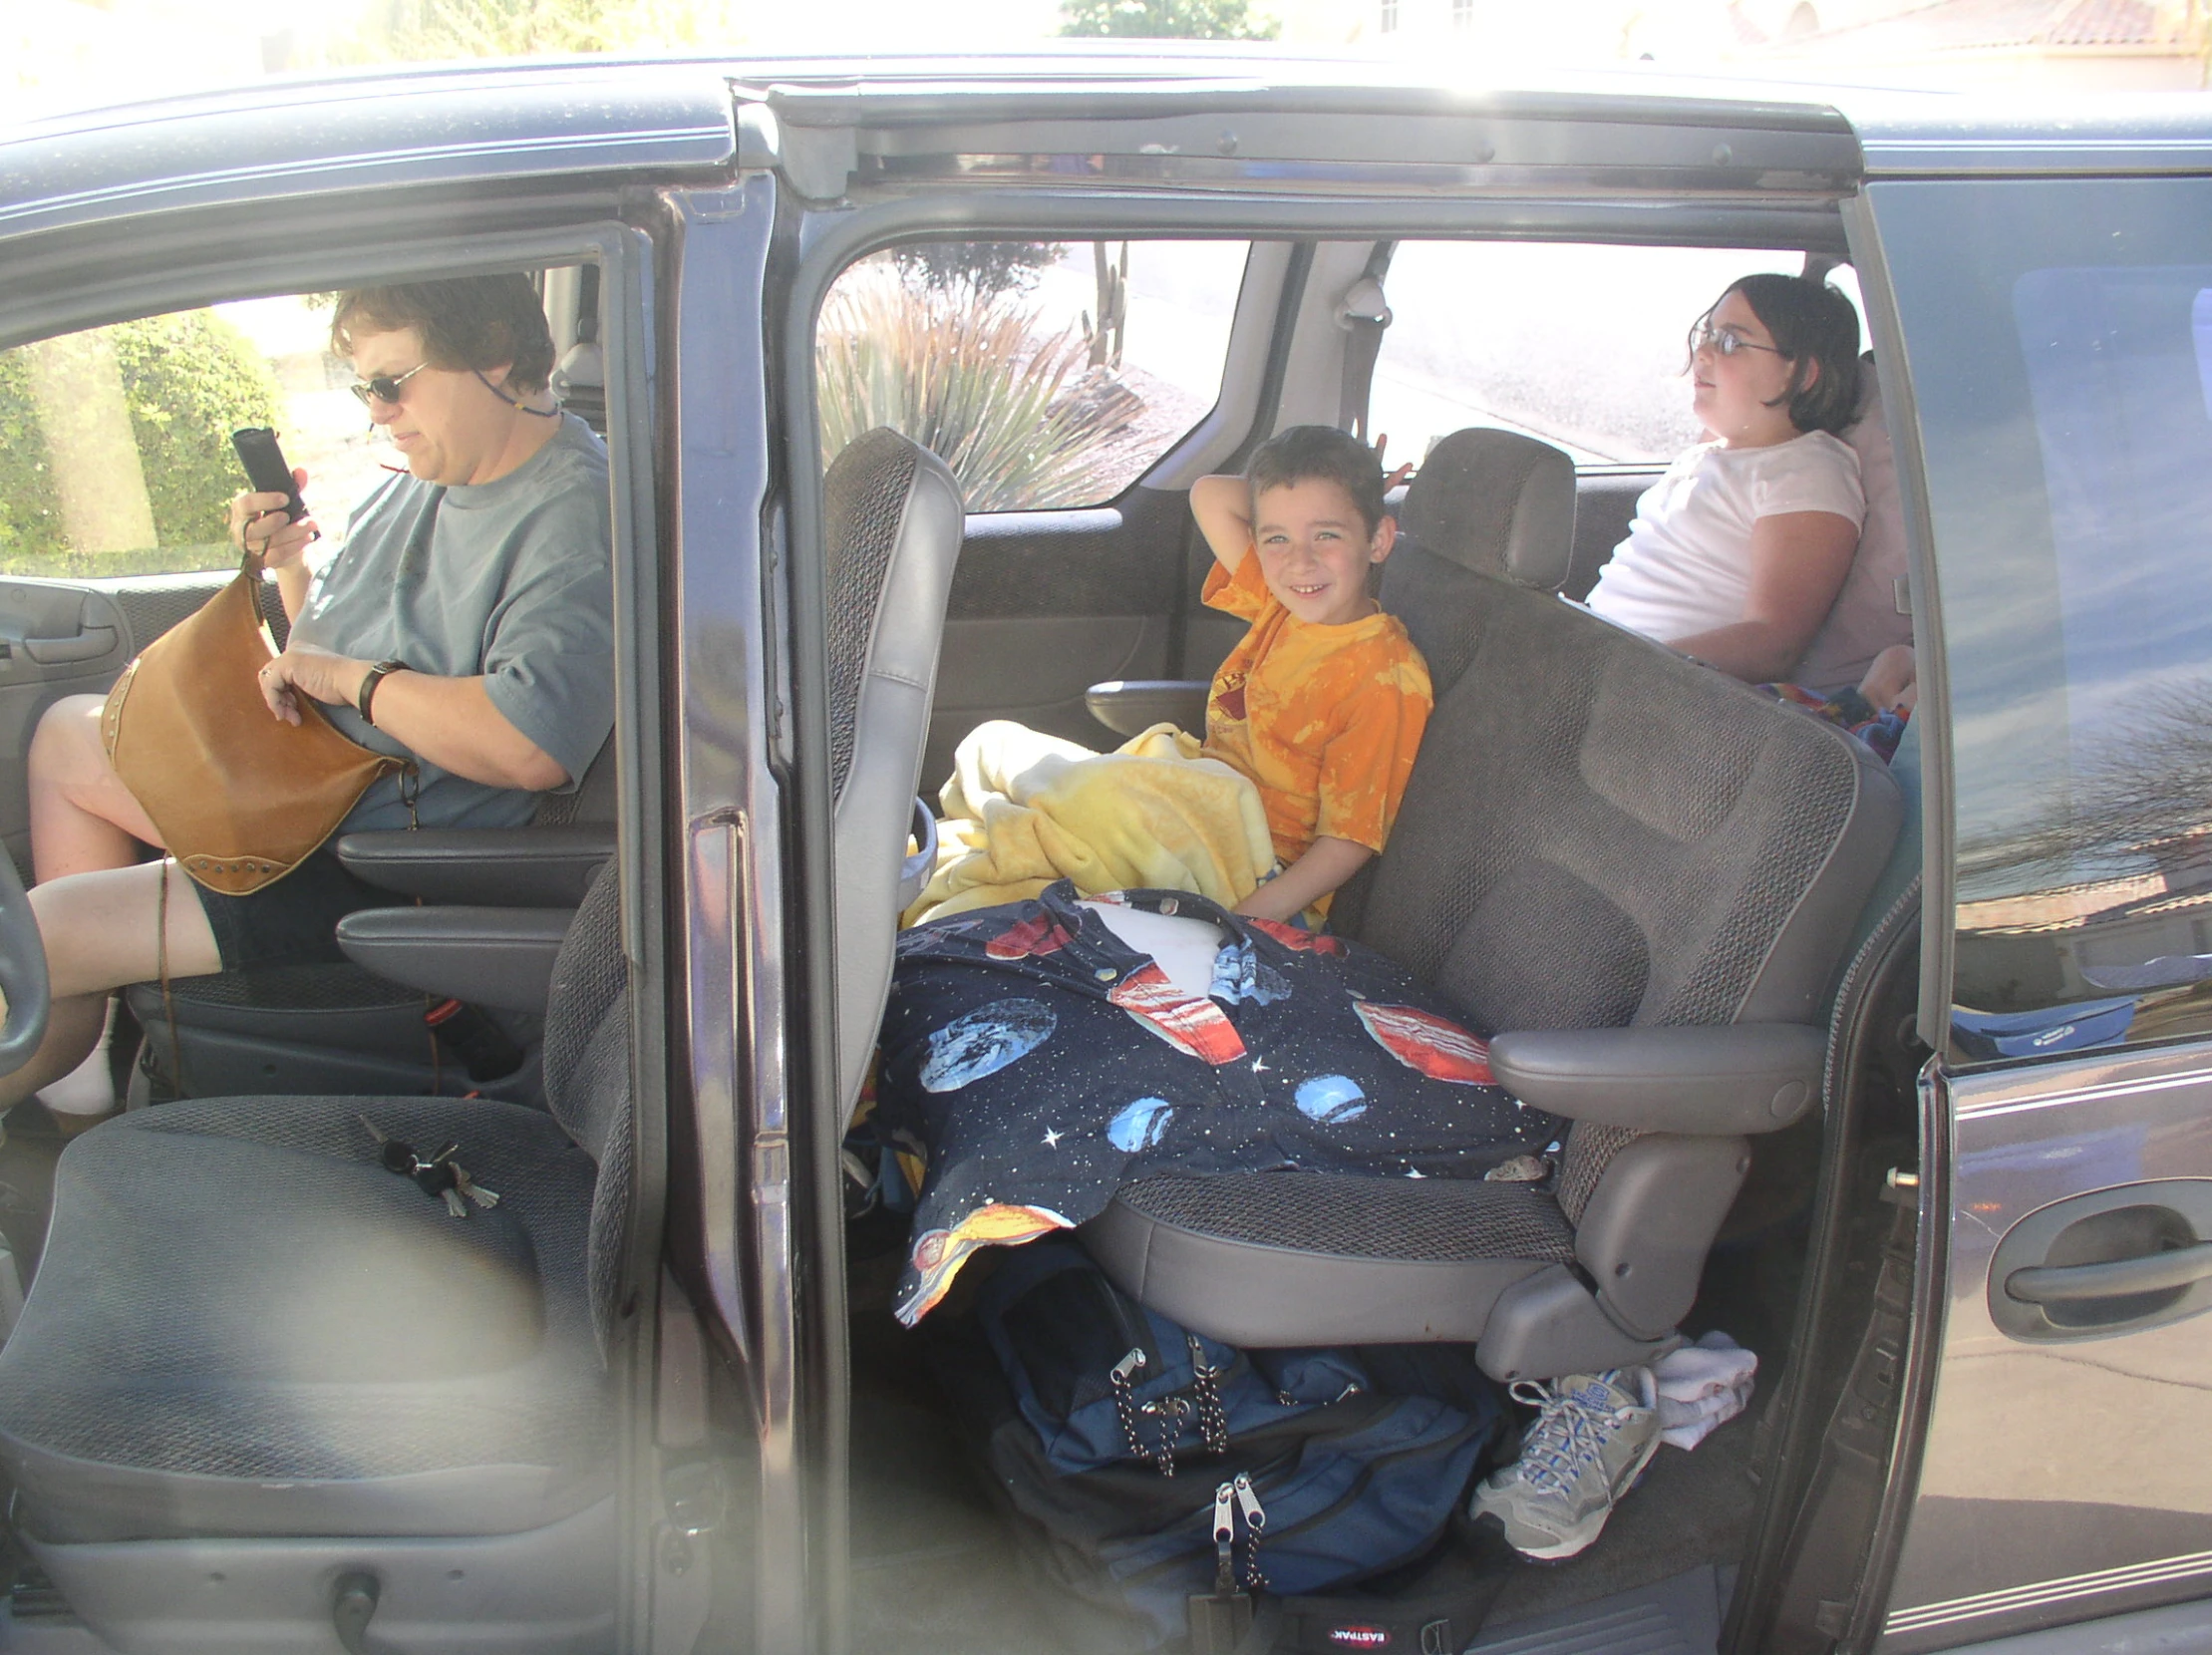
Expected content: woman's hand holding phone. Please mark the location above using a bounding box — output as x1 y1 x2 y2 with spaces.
227 471 318 571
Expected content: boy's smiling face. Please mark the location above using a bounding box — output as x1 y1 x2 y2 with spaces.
1251 477 1396 627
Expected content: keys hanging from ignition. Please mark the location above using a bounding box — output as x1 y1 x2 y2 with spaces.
359 1115 500 1218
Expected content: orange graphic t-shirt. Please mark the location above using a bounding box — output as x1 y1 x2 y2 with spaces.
1199 552 1432 869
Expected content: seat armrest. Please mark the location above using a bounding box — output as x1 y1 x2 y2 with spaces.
335 827 613 906
1085 680 1210 740
336 906 574 1015
1488 1024 1826 1135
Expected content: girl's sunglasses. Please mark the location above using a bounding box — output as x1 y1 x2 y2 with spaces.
1690 323 1786 359
348 362 430 408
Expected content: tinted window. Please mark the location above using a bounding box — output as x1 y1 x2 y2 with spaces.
816 239 1249 510
0 297 392 578
1873 177 2212 1059
1370 241 1848 466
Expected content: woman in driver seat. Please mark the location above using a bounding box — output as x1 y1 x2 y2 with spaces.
4 274 615 1130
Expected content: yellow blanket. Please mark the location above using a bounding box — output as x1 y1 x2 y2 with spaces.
903 721 1278 927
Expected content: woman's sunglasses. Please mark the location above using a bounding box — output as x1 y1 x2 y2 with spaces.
348 362 430 408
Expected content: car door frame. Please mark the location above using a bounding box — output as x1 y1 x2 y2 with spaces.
769 129 1866 1646
0 203 676 1649
1832 131 2212 1652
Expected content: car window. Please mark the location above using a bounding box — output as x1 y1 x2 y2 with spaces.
815 239 1251 510
1872 176 2212 1060
1370 241 1821 467
0 296 387 579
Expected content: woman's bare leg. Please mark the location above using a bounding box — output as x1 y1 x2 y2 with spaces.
28 695 163 883
0 860 219 1109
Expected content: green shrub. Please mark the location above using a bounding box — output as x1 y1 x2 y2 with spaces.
0 311 281 575
0 348 59 568
891 241 1062 301
816 266 1130 512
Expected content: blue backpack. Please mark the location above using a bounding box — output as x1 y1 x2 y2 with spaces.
957 1238 1508 1653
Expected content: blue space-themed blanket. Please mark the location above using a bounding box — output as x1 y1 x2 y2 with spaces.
864 880 1563 1325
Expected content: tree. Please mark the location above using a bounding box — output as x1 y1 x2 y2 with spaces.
891 242 1061 302
347 0 720 60
0 311 280 575
1058 0 1279 39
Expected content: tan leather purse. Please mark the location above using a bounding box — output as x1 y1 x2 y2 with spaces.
102 557 410 895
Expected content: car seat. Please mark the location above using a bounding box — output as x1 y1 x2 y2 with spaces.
1790 356 1912 697
0 430 963 1654
1081 428 1903 1381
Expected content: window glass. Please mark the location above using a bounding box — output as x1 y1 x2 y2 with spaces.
815 240 1250 511
1871 176 2212 1059
0 296 382 578
1371 241 1813 467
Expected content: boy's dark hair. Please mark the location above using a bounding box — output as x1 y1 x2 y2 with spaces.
331 273 557 396
1692 273 1863 437
1245 425 1387 534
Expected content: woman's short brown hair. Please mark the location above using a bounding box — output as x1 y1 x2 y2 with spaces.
330 273 556 397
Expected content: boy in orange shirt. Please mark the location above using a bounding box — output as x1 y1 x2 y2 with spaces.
1190 426 1432 924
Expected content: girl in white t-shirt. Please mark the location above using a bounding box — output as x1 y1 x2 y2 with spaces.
1586 274 1872 687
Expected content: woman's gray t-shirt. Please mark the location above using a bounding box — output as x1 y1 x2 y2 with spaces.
291 413 614 832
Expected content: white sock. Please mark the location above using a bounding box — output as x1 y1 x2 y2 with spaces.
39 997 118 1118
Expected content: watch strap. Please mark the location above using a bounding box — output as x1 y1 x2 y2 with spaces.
358 659 408 727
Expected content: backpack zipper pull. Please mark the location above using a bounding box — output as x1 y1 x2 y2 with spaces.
1211 1481 1237 1594
1233 1474 1267 1590
1189 1479 1257 1653
1112 1347 1172 1475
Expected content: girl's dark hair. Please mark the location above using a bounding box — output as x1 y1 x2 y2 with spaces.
1245 425 1387 534
330 273 557 396
1692 273 1863 437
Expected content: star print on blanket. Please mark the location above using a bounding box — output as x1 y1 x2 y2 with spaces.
868 880 1562 1325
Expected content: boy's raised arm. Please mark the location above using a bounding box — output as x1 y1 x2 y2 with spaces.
1189 474 1255 575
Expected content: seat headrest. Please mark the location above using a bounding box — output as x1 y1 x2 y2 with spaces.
551 340 604 395
1398 429 1576 593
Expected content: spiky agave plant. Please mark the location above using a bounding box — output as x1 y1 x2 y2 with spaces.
816 266 1129 512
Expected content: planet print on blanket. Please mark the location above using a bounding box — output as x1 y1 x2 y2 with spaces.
1354 1001 1494 1085
1108 1097 1177 1152
920 998 1057 1092
1294 1075 1367 1125
866 881 1563 1325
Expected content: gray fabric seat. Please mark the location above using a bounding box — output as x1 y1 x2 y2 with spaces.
0 861 630 1650
1084 429 1903 1379
823 429 965 1114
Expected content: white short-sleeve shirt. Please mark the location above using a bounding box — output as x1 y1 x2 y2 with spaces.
1584 430 1865 645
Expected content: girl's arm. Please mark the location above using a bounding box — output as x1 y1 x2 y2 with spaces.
1233 836 1374 923
1665 508 1860 683
1190 474 1255 575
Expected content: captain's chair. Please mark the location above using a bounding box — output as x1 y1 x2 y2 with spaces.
1083 429 1902 1380
0 430 962 1654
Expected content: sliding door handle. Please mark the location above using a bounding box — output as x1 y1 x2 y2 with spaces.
2006 1240 2212 1305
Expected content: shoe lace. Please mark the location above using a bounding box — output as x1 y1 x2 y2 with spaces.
1505 1377 1626 1495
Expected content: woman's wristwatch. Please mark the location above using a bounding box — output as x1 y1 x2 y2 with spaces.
357 659 409 727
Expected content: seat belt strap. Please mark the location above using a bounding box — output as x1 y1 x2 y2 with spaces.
1336 268 1394 443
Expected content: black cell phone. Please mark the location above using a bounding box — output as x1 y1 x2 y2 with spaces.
230 427 306 522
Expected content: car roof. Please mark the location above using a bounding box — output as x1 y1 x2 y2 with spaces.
5 49 2212 247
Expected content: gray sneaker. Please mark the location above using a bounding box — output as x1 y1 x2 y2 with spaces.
1469 1368 1661 1560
